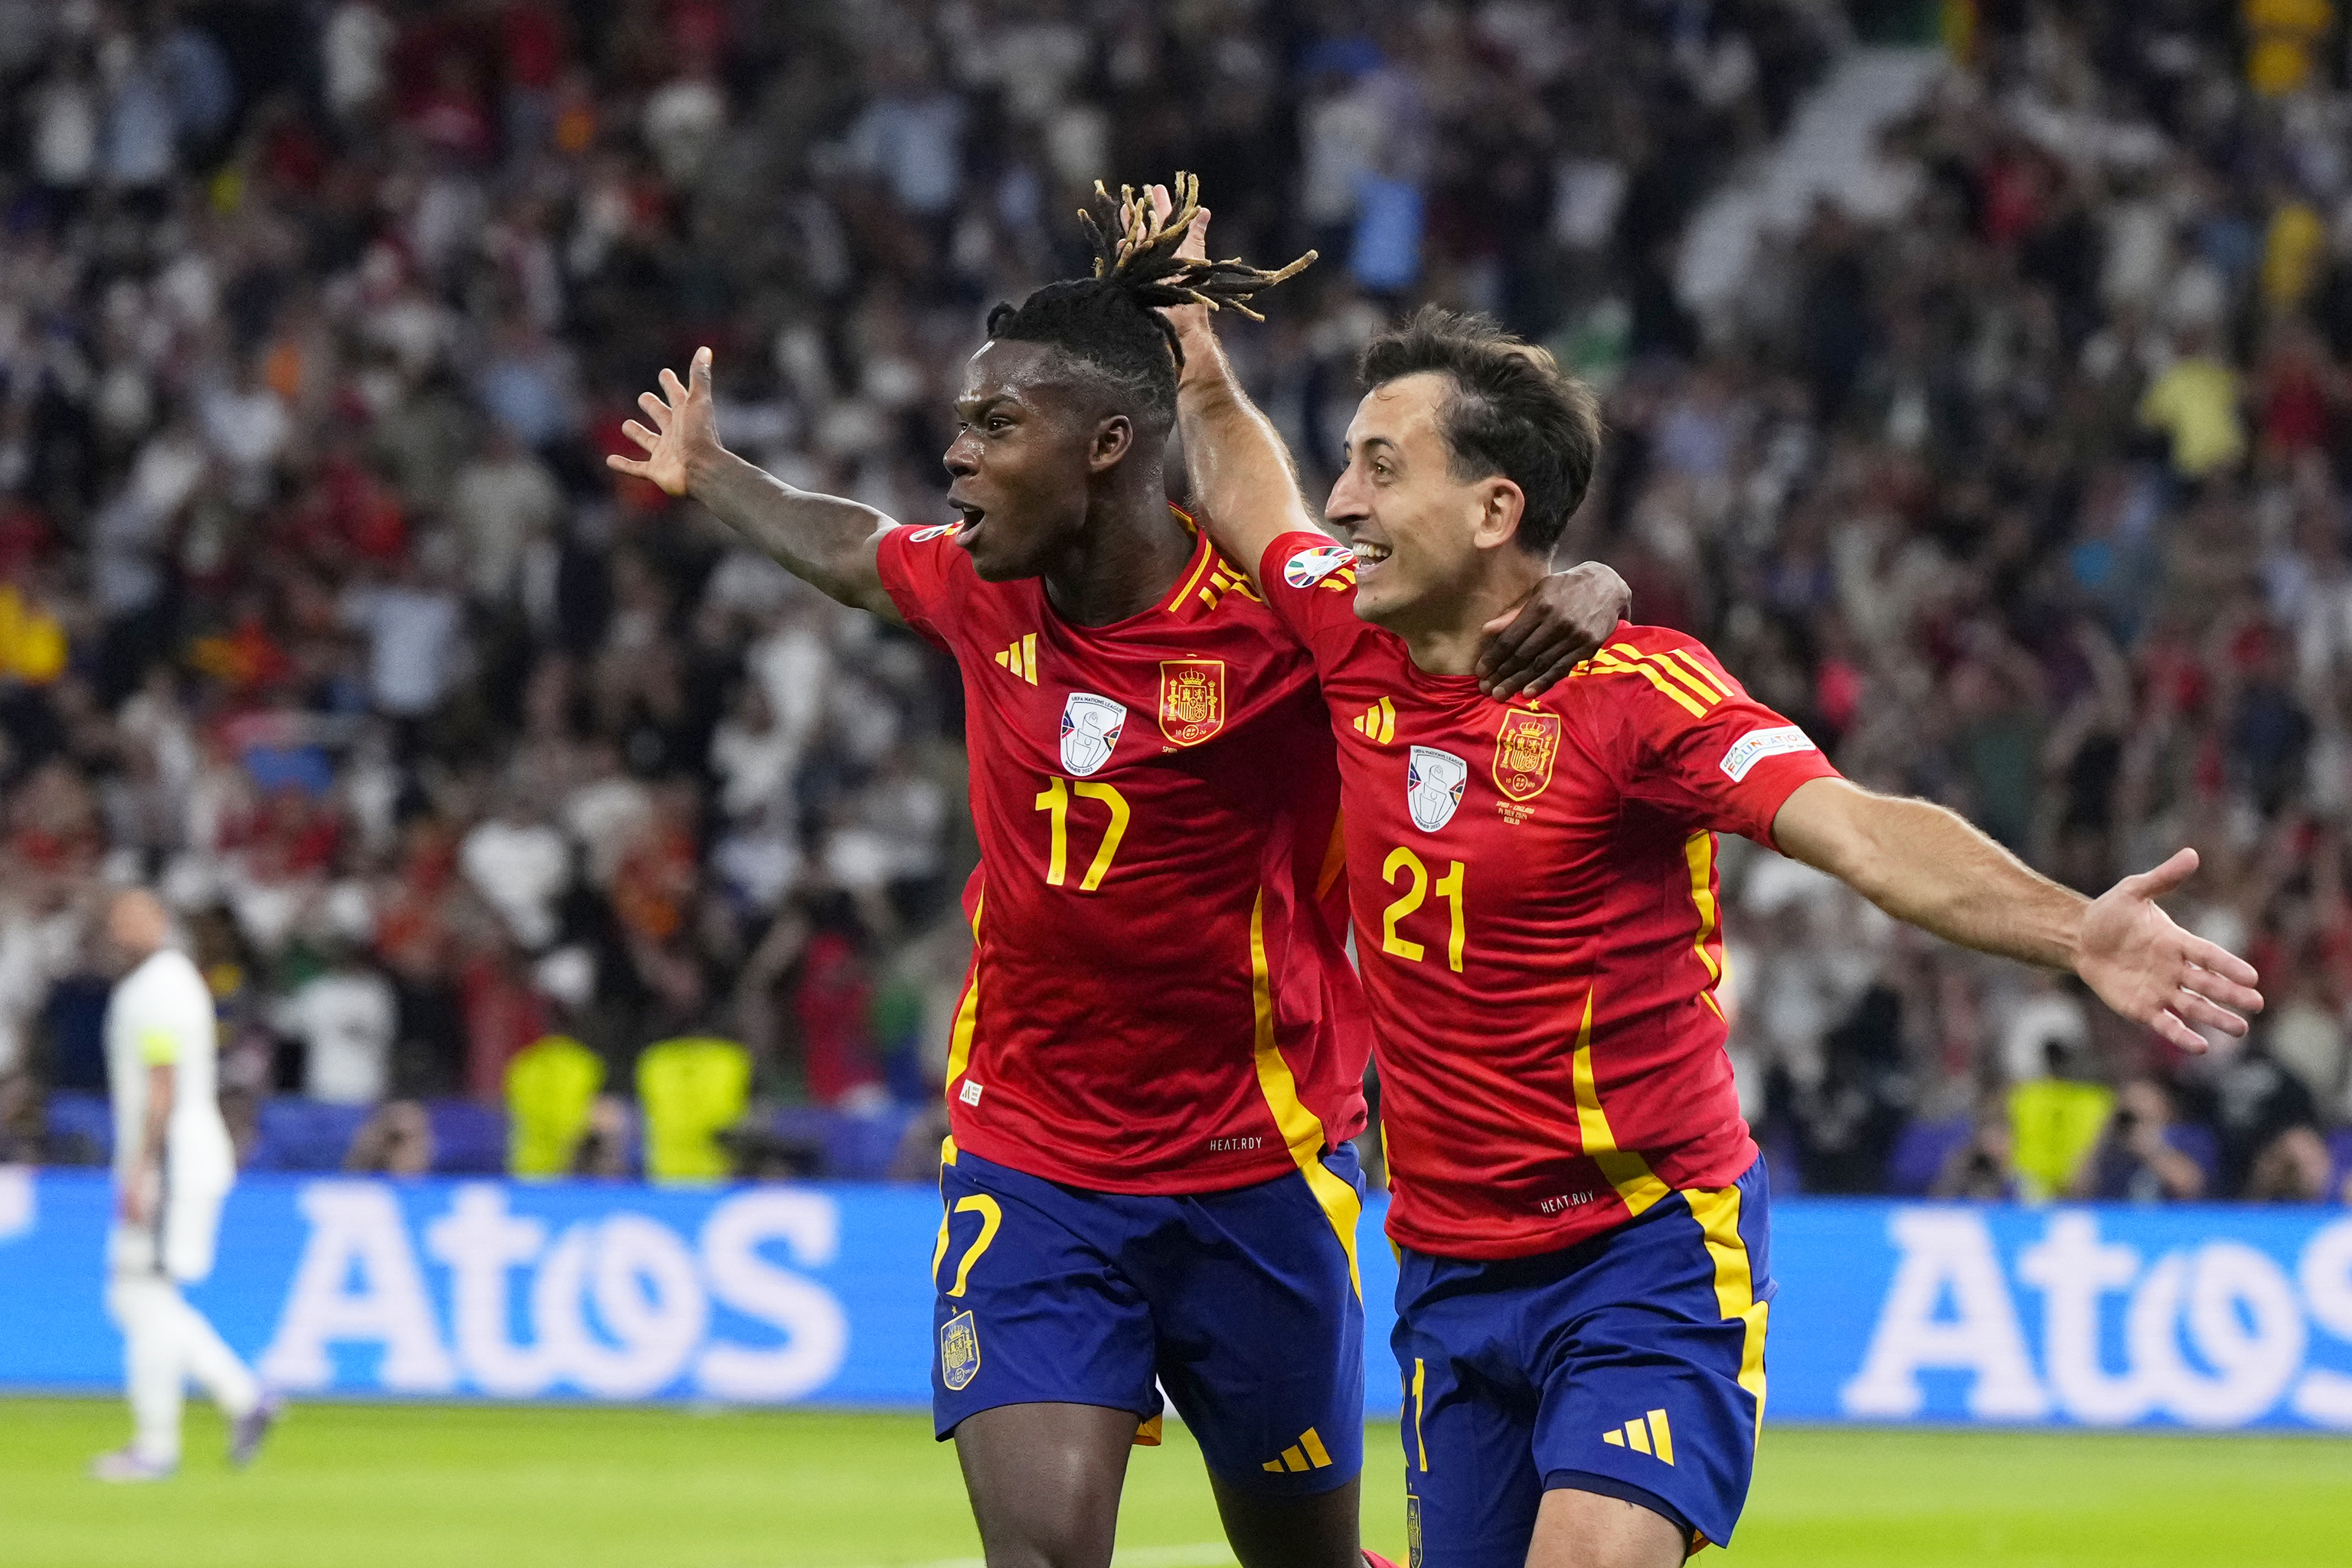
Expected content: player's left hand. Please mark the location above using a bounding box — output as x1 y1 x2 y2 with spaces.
2073 848 2263 1053
1478 561 1632 698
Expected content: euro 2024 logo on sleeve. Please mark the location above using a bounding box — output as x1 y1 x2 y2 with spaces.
1059 693 1126 777
1284 544 1354 588
1406 746 1468 831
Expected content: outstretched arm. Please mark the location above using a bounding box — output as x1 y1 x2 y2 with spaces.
1771 776 2263 1052
608 348 901 622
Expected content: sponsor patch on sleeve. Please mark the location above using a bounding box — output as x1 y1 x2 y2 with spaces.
1283 544 1354 588
1719 725 1817 782
907 522 962 544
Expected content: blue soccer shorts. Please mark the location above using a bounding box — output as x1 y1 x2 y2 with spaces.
1393 1156 1772 1562
930 1144 1366 1494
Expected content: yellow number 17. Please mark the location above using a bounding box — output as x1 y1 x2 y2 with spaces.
1034 776 1131 891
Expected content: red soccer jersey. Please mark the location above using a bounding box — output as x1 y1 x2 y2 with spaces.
877 515 1367 1195
1258 532 1843 1260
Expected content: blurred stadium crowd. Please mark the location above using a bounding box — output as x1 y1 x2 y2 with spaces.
0 0 2348 1203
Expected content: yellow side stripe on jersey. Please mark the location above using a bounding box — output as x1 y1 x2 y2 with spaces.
1249 889 1364 1297
933 886 987 1279
1569 987 1671 1217
1589 650 1707 718
942 886 985 1090
1315 814 1348 901
1683 831 1726 1022
1687 1184 1769 1432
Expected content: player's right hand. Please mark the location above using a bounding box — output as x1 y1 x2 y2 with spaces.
607 346 718 498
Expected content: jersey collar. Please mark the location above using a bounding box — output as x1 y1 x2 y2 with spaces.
1158 505 1233 622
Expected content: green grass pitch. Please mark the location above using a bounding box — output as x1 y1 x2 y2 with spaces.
3 1399 2347 1566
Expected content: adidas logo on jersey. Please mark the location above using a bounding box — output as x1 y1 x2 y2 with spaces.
1600 1408 1675 1465
1260 1426 1334 1474
1352 696 1396 744
994 634 1038 684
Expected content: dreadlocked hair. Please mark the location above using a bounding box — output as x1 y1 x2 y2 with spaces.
983 172 1315 429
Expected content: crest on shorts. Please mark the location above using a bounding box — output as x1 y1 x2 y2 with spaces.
1158 659 1226 746
940 1310 980 1391
1059 692 1126 777
1491 707 1560 803
1405 746 1468 832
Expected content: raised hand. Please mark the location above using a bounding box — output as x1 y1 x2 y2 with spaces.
607 346 721 498
2073 848 2263 1053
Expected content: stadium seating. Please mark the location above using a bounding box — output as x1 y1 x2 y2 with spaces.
44 1091 114 1165
248 1099 374 1173
423 1099 508 1177
1885 1116 1973 1196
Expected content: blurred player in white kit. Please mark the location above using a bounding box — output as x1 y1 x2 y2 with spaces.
92 889 281 1482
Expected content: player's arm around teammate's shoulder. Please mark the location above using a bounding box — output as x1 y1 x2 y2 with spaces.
1771 776 2264 1054
1153 183 1630 691
608 346 903 622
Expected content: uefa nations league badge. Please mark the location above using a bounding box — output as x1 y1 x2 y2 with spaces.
1406 746 1468 831
940 1310 980 1391
1059 692 1127 776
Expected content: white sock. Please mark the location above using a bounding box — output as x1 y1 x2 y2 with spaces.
106 1274 186 1465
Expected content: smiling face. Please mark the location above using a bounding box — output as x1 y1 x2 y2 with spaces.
1323 371 1527 634
941 339 1132 582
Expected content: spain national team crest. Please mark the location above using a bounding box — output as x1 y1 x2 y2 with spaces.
1059 691 1127 776
1158 659 1226 746
940 1309 980 1391
1491 707 1561 802
1405 746 1468 832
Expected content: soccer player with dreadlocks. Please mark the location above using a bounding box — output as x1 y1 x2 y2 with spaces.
610 177 1629 1568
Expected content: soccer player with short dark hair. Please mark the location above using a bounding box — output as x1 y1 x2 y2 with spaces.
1161 198 2264 1566
610 184 1625 1568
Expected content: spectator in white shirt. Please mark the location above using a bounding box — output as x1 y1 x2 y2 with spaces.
460 786 573 952
273 946 397 1106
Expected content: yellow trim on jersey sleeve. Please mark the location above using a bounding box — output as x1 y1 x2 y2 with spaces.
1568 988 1671 1217
136 1026 180 1067
1248 890 1364 1298
1687 1184 1769 1431
1661 646 1731 701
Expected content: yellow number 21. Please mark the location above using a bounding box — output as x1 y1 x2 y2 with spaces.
1034 776 1131 891
1381 847 1466 972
